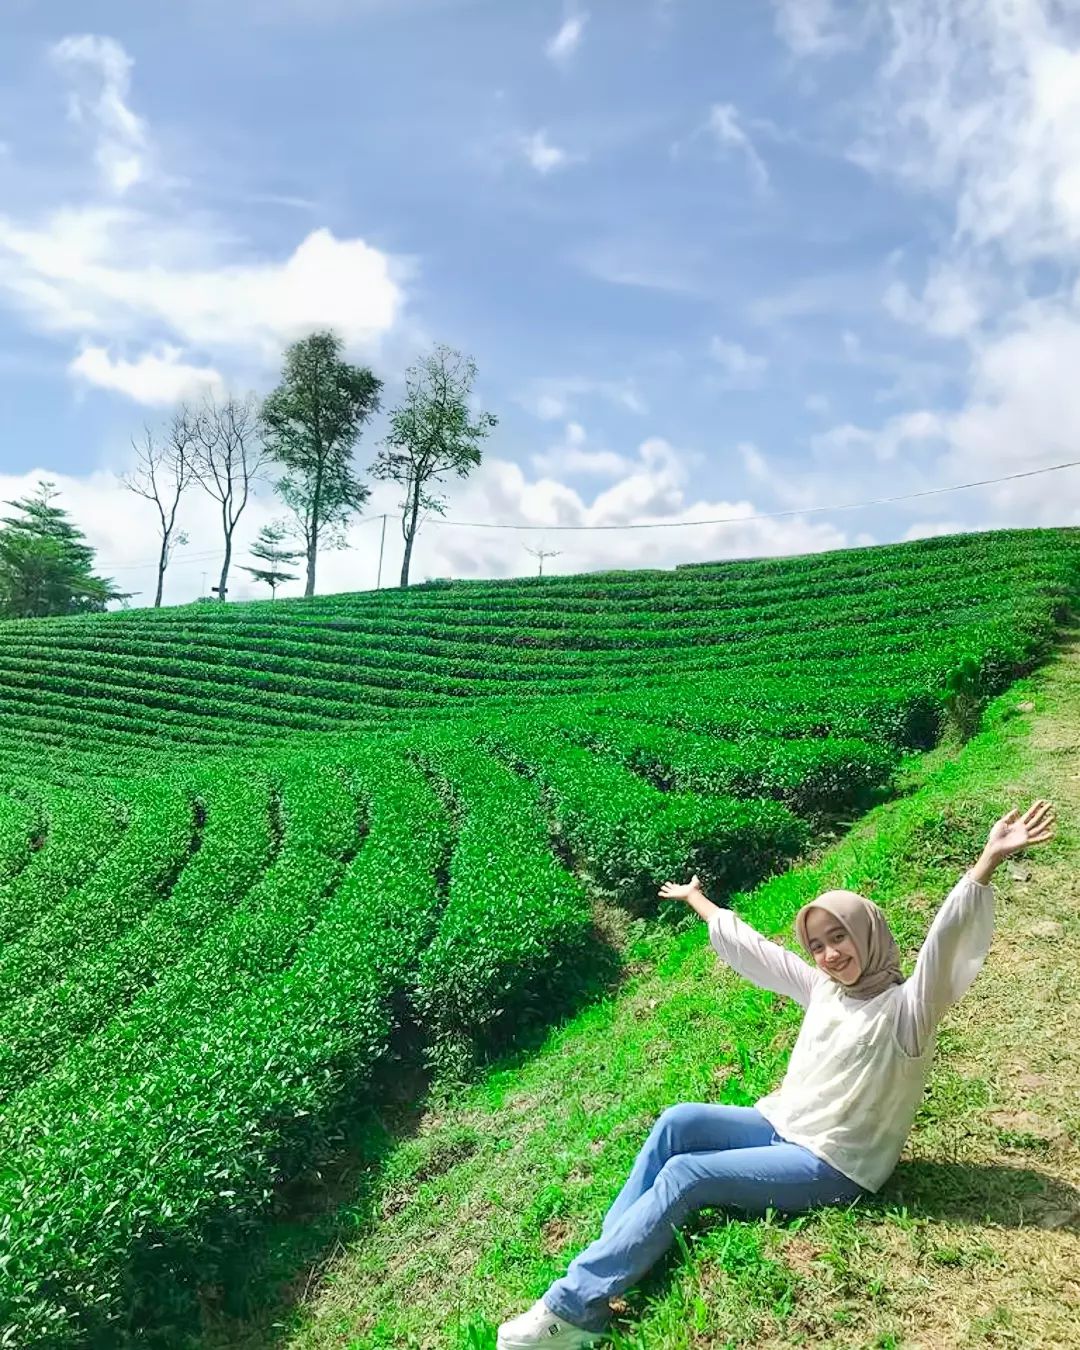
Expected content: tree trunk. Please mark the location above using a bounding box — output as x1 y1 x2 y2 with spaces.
154 537 167 607
399 489 422 588
306 463 323 599
218 532 232 601
306 520 318 598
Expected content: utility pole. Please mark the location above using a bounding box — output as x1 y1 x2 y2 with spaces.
524 543 560 578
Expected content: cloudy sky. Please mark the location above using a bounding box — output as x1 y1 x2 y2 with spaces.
2 0 1079 605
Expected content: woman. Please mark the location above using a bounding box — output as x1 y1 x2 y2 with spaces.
497 799 1056 1348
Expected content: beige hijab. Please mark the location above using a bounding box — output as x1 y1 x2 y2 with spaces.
794 889 904 1001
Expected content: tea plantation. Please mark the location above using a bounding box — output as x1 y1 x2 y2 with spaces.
1 526 1078 1347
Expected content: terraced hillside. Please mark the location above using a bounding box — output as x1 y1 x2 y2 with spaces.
1 526 1078 1348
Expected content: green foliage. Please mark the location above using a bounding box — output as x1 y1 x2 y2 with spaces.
943 653 986 741
0 480 126 617
0 774 194 1054
0 783 130 945
0 530 1072 756
239 520 302 598
261 331 381 596
410 731 594 1075
566 718 897 819
483 717 808 907
0 767 271 1098
371 343 497 587
0 791 38 883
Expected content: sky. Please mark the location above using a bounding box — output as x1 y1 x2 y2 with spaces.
1 0 1080 606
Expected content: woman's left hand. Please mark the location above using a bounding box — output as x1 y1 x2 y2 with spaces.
985 799 1056 860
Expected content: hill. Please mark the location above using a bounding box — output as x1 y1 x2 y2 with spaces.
0 526 1078 1346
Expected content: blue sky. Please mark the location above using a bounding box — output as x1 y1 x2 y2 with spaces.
1 0 1079 603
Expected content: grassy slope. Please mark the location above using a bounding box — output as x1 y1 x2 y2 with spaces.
198 633 1080 1350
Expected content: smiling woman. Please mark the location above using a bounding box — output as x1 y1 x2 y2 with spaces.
497 800 1057 1347
797 887 904 993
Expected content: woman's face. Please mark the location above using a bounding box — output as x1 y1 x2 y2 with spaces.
803 907 863 984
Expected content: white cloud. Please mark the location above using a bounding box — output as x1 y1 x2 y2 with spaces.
737 440 826 510
0 32 409 398
546 12 587 64
812 409 945 465
708 336 767 387
747 270 880 326
902 519 969 541
517 374 647 421
533 392 568 420
50 35 148 193
883 264 989 339
69 344 223 405
805 393 830 414
0 212 406 361
571 237 703 294
520 129 578 174
707 103 769 193
773 1 1080 533
772 0 851 57
807 301 1080 527
944 303 1080 494
530 422 634 479
851 0 1080 263
0 466 290 608
739 441 769 480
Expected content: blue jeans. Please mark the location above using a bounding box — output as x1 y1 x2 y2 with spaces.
543 1103 863 1333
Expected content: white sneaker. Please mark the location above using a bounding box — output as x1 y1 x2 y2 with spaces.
496 1297 604 1348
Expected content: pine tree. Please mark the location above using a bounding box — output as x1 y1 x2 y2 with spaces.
239 521 302 599
0 481 126 618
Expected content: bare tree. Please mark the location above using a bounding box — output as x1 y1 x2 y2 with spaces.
189 393 272 601
121 409 196 607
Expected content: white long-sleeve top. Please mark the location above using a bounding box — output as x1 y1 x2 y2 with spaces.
706 871 995 1191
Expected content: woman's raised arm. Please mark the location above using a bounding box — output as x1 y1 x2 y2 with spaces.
659 874 823 1008
897 800 1056 1056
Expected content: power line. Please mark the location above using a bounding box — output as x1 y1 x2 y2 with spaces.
98 513 387 570
104 548 222 571
94 457 1080 570
418 458 1080 531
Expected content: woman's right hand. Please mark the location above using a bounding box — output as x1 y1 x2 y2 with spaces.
658 873 703 902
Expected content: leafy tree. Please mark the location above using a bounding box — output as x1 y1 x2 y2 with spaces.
372 344 497 588
239 521 302 599
0 481 126 618
261 331 382 597
189 393 270 601
122 409 195 607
